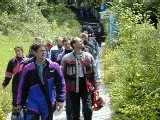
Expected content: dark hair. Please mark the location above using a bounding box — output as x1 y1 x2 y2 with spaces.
30 43 45 52
14 46 23 52
62 37 71 43
70 38 76 49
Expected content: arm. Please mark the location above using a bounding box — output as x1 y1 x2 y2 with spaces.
90 55 98 90
2 60 14 88
53 63 66 102
94 39 100 57
61 55 67 76
57 53 63 65
16 65 29 106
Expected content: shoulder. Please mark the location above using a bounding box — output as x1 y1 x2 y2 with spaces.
23 62 35 72
83 51 93 58
21 57 35 66
8 57 16 65
89 37 96 41
62 52 73 61
48 60 62 74
10 57 16 62
83 52 94 62
50 46 58 51
47 59 59 70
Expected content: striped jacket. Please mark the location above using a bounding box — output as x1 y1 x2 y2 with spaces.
61 51 97 93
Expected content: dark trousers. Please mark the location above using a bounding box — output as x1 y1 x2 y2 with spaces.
66 78 93 120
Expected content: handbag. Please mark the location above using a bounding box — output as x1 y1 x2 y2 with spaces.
92 90 105 111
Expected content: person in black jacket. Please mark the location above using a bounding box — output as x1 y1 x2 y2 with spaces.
2 46 25 111
50 37 64 62
57 39 72 64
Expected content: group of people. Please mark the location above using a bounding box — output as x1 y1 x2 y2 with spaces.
2 32 102 120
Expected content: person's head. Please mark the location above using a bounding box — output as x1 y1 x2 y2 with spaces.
57 37 64 48
62 38 71 50
34 37 44 44
80 33 89 45
14 46 23 58
46 39 53 50
30 43 47 62
70 37 83 51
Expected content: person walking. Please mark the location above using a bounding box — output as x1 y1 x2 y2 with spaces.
80 33 101 82
2 46 26 117
17 43 65 120
61 37 98 120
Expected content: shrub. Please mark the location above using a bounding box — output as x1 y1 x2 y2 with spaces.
103 4 160 120
0 2 80 119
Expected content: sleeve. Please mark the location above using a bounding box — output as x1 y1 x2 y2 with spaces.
60 56 66 73
16 66 29 106
57 53 62 65
2 60 14 87
94 39 99 56
51 50 58 62
54 63 66 102
90 54 98 90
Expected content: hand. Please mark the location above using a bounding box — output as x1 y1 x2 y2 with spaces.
13 105 22 112
95 81 101 90
56 102 64 111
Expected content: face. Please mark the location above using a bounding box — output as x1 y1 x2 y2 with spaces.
15 48 23 58
46 40 53 50
63 41 71 49
34 46 47 61
80 34 88 45
80 35 88 41
73 38 83 50
57 38 63 47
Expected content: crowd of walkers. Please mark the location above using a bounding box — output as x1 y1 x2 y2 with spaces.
2 31 104 120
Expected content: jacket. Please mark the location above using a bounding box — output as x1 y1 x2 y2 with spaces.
2 57 25 106
17 59 66 113
61 51 97 93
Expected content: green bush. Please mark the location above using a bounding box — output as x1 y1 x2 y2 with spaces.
104 4 160 120
0 2 80 119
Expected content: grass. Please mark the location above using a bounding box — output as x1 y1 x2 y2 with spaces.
0 34 33 118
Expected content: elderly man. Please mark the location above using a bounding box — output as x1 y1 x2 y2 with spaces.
61 37 98 120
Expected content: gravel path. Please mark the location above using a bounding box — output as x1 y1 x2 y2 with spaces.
6 75 112 120
51 82 112 120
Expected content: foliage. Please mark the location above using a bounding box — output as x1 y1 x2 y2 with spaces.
0 1 80 38
0 1 81 119
103 4 160 120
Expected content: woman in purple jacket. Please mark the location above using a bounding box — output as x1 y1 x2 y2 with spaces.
17 43 66 120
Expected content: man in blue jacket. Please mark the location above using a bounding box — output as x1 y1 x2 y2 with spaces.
17 43 66 120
